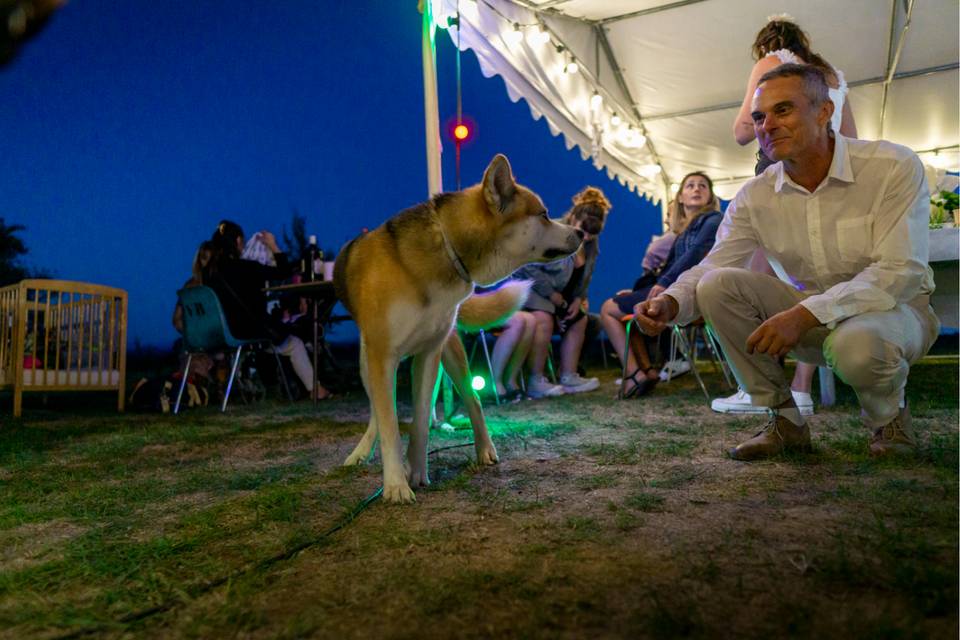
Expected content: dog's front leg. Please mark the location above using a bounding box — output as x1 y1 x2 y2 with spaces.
441 332 499 465
409 346 443 488
366 343 414 504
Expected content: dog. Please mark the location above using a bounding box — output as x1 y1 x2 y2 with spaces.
333 154 582 503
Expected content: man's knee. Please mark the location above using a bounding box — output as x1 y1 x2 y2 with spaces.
695 268 751 316
825 328 904 389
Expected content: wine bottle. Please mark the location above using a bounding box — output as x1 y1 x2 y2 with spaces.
307 235 319 281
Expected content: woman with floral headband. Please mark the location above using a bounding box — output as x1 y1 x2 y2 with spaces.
715 14 859 417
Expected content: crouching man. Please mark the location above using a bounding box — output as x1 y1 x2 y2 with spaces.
634 63 938 460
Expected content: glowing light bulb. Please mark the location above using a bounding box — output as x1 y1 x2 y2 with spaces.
564 60 578 74
528 24 550 46
590 92 603 111
504 23 523 45
471 376 486 391
454 124 470 141
670 183 680 193
611 113 622 127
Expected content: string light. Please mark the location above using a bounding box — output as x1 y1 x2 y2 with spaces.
564 59 579 74
590 91 602 111
610 113 622 127
527 23 550 46
504 23 523 45
670 183 680 193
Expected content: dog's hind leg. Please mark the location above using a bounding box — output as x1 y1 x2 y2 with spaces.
441 332 499 465
409 346 443 488
365 339 414 503
344 341 379 466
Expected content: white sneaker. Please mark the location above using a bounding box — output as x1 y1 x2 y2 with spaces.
559 373 600 394
659 359 691 381
711 389 815 416
527 375 565 399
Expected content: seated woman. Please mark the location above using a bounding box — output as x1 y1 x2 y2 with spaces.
513 186 611 398
203 220 332 400
600 172 722 397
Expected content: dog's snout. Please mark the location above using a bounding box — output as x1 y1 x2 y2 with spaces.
574 228 585 240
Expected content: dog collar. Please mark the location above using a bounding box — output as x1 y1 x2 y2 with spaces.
438 222 473 284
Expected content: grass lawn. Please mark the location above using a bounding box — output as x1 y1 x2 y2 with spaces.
0 360 957 639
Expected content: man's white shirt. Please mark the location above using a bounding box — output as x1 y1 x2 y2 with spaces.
665 134 935 329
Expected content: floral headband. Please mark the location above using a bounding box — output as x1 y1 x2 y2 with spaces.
766 12 796 24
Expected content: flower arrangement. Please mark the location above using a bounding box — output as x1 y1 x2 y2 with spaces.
929 190 959 229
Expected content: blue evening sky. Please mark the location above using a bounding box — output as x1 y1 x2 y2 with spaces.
1 1 661 347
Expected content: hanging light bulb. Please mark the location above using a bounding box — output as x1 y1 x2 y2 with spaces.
590 91 603 112
504 23 524 45
528 24 550 46
611 113 622 127
564 59 579 74
670 183 680 193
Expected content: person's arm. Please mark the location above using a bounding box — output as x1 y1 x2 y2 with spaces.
734 56 781 145
514 264 558 300
799 153 931 328
656 213 722 288
662 194 761 325
838 97 857 138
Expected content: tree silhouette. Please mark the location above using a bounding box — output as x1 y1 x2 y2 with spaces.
0 218 44 286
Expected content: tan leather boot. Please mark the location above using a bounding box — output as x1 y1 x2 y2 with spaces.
728 414 812 461
869 404 915 457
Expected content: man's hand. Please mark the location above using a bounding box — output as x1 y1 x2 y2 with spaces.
746 304 821 357
632 295 679 336
646 284 666 301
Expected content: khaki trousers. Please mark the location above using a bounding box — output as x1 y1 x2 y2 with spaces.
696 268 939 427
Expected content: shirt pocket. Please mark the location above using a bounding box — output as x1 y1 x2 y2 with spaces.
835 215 871 262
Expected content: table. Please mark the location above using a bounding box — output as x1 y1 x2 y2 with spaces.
264 280 339 405
929 227 959 330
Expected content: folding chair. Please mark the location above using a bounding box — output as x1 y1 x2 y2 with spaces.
175 286 292 413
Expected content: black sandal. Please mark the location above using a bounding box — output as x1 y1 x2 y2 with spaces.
621 368 645 399
633 368 660 397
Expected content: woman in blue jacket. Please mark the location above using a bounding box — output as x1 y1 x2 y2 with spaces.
600 172 722 397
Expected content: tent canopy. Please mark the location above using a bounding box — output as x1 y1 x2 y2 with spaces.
432 0 959 202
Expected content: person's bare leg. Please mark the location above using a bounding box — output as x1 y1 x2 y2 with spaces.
559 314 588 376
791 361 816 393
490 314 524 396
528 311 554 378
503 312 535 391
600 298 638 371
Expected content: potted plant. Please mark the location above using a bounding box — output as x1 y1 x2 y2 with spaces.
930 190 959 229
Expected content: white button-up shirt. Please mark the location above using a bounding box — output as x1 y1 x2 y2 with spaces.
666 134 935 329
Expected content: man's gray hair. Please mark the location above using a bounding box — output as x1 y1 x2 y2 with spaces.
757 62 830 107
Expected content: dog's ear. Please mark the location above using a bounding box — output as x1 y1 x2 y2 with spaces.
482 154 517 214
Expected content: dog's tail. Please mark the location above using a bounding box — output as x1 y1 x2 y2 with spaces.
456 280 531 332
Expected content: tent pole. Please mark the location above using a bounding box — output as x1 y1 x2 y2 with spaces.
420 0 443 197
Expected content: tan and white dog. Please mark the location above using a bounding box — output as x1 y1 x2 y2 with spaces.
333 154 582 503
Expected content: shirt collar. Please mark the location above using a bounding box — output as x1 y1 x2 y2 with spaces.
773 133 854 194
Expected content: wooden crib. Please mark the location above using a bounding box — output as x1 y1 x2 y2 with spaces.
0 279 127 417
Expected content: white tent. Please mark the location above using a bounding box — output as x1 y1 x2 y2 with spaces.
425 0 959 204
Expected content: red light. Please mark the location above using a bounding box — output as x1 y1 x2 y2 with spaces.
453 124 470 141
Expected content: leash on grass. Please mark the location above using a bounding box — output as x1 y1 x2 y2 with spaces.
52 441 475 639
52 486 384 640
